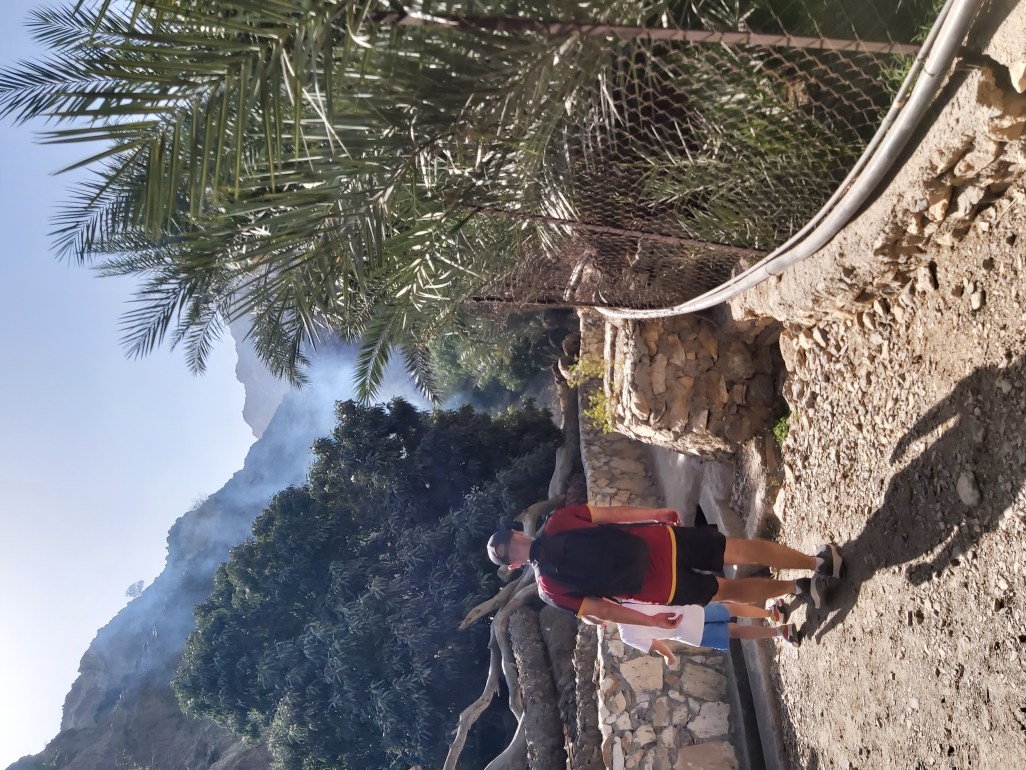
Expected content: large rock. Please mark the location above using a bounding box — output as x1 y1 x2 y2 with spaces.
679 664 727 702
673 740 739 770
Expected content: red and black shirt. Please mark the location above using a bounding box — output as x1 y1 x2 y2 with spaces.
533 505 677 616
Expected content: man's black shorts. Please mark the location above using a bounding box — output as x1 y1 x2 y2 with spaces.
669 526 726 606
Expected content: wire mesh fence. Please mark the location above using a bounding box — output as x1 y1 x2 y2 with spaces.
405 0 943 311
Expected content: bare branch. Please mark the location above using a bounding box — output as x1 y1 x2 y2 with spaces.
446 435 570 766
483 717 528 770
460 571 535 630
444 578 540 769
442 627 503 770
516 496 563 535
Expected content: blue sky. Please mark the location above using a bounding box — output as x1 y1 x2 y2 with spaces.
0 3 256 765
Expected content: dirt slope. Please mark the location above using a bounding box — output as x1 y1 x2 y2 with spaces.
764 179 1026 769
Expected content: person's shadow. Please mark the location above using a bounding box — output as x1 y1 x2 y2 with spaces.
803 353 1025 640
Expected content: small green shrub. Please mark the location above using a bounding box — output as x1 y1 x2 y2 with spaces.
564 355 605 386
581 392 615 434
566 356 615 434
772 411 790 446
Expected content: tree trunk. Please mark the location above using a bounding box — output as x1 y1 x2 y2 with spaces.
539 606 580 739
509 608 567 770
570 624 604 770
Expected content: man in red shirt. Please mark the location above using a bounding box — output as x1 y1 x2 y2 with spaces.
487 503 840 628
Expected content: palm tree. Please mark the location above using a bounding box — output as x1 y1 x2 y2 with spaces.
0 0 612 397
1 0 917 397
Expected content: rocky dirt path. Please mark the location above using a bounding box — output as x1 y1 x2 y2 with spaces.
764 180 1026 769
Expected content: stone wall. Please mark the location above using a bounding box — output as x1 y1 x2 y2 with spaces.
577 311 664 508
576 312 741 770
603 312 781 458
596 641 737 770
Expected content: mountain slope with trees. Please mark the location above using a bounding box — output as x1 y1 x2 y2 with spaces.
174 399 560 769
5 377 342 770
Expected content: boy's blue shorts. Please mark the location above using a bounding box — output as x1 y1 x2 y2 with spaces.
699 602 730 650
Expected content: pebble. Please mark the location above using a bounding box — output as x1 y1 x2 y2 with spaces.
957 472 982 507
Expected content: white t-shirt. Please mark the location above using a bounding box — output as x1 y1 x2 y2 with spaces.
617 602 706 652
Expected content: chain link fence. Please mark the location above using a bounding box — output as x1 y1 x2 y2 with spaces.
445 0 942 311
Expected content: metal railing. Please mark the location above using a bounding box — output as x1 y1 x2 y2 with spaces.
595 0 985 320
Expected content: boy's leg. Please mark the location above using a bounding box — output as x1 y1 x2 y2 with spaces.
723 537 817 571
728 622 801 646
649 639 678 665
727 622 779 640
719 600 771 620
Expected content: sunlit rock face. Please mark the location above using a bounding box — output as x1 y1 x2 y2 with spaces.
229 320 291 440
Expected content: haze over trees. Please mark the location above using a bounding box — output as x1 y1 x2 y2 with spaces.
173 398 561 769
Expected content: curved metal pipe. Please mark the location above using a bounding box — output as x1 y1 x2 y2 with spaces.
600 0 985 321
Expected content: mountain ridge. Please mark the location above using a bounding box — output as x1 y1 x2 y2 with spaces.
8 340 425 770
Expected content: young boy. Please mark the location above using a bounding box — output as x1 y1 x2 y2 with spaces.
617 600 798 664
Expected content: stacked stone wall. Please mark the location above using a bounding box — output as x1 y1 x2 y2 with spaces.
577 311 663 508
596 640 738 770
605 313 781 458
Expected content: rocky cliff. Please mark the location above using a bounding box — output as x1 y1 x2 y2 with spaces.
8 341 425 770
229 320 291 440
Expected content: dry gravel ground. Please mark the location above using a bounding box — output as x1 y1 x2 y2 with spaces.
762 180 1026 769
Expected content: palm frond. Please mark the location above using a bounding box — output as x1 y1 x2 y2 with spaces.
6 0 683 391
354 307 407 403
400 342 440 405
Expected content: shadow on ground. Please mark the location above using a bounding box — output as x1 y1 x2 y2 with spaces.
803 353 1025 640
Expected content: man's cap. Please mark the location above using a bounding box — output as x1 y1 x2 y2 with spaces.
486 526 514 566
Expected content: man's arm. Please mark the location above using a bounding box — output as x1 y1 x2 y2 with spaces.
589 505 681 525
579 597 681 628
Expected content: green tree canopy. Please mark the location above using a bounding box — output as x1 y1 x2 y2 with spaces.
428 308 571 410
174 398 559 769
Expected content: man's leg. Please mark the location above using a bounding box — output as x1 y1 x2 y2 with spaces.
729 622 801 646
711 576 796 604
723 537 817 571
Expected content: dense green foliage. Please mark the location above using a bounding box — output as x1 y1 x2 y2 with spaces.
0 0 634 397
174 399 560 769
428 309 570 409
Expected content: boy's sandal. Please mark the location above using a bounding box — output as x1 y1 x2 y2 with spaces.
769 598 790 625
779 623 802 648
